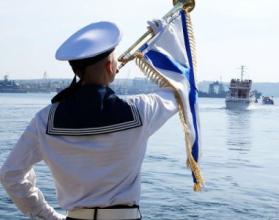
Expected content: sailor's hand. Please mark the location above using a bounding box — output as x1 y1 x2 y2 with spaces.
31 209 66 220
147 19 166 35
32 213 66 220
54 212 66 220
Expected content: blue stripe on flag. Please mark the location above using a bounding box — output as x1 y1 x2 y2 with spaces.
144 50 190 76
180 10 200 181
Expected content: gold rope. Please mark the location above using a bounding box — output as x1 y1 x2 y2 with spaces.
184 11 197 76
135 9 204 191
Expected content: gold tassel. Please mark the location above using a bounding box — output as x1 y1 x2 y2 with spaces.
193 183 202 192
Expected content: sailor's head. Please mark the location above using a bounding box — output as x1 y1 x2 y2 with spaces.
55 21 122 85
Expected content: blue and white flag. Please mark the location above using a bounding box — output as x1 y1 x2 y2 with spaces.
136 10 203 190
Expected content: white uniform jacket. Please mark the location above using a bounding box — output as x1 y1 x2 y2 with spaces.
0 87 178 220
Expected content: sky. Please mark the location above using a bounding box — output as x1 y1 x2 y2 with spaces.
0 0 278 82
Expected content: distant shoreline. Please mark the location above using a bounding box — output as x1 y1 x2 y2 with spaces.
1 78 279 97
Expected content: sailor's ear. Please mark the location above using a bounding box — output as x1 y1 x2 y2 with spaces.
105 60 113 75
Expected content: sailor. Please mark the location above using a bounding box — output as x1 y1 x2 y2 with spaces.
0 21 178 220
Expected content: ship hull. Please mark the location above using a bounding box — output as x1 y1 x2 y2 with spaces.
225 98 251 110
0 89 27 93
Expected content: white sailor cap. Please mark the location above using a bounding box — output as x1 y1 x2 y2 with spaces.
55 21 122 61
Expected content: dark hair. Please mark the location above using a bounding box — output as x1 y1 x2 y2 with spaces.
69 48 114 75
51 49 115 103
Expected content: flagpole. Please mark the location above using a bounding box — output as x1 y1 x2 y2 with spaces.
118 0 195 70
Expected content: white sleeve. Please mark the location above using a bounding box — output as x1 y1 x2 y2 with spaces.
130 87 178 136
0 117 66 220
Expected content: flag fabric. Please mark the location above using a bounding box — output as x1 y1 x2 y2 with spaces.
136 10 204 191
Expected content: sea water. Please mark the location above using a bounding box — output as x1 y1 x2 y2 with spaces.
0 93 278 220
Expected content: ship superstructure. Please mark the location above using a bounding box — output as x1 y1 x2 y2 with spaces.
0 75 27 93
225 66 253 110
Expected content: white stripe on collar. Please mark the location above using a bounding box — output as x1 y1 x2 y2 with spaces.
46 102 142 136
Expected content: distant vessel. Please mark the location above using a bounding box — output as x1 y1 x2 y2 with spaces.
0 75 27 93
262 96 274 105
225 66 253 110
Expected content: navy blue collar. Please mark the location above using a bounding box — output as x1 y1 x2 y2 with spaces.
47 85 142 136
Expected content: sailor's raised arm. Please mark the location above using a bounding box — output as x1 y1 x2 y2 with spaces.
0 116 65 220
129 87 178 136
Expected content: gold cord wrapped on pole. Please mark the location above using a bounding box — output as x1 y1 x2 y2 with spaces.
173 0 195 12
118 0 195 69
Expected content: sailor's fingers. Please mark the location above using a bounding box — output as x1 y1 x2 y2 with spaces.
147 19 166 35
